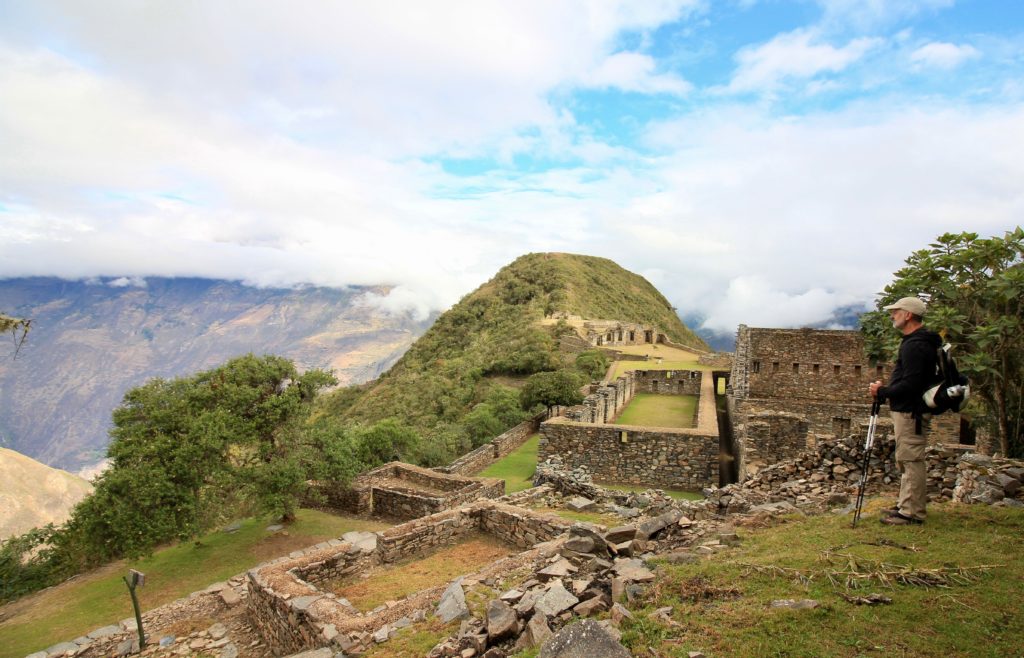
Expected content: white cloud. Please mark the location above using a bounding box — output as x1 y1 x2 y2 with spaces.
815 0 955 29
579 52 692 95
726 29 882 93
701 276 854 333
107 276 147 288
910 42 980 69
0 1 698 157
634 103 1024 333
0 1 1019 341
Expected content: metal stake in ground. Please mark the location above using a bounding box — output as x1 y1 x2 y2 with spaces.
123 569 147 651
852 399 882 528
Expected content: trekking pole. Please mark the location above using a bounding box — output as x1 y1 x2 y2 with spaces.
852 398 881 528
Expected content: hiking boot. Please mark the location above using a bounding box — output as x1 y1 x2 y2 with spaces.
880 513 923 526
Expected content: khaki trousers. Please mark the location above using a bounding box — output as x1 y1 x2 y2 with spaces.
892 411 928 521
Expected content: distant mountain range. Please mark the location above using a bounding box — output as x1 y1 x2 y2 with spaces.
0 277 431 472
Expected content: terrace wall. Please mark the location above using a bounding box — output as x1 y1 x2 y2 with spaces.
540 372 721 489
440 413 544 476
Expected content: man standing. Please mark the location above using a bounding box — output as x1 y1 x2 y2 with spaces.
869 296 941 526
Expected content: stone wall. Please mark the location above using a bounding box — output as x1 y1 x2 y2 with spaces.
542 367 721 490
732 326 892 404
581 319 665 347
632 369 701 395
310 462 503 520
475 502 574 549
564 372 636 424
246 500 572 655
728 325 969 475
377 507 475 563
440 414 544 476
538 419 719 490
742 411 811 472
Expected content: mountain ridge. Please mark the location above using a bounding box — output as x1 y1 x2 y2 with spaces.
0 277 431 471
324 253 708 452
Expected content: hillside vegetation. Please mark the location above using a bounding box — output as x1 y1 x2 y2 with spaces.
319 253 707 461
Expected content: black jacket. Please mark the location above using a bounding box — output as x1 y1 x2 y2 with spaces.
879 327 941 413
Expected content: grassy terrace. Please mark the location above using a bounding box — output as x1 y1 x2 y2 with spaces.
613 393 697 429
478 434 540 494
330 533 516 611
607 344 715 380
624 501 1024 658
0 510 390 658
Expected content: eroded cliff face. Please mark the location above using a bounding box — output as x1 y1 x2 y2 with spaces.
0 277 431 471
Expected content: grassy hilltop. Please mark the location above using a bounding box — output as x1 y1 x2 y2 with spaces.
317 253 707 460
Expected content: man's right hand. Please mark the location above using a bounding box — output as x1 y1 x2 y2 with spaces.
869 380 884 399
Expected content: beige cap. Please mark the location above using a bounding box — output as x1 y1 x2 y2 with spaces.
883 296 927 316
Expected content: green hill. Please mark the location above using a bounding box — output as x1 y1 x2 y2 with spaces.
319 253 707 461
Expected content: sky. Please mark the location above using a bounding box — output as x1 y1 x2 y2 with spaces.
1 1 1022 341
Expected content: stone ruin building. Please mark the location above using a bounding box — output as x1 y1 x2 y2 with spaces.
539 369 724 492
547 312 672 351
727 325 980 477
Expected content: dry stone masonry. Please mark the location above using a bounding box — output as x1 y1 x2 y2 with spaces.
540 369 721 490
728 325 983 479
438 413 544 477
245 500 577 656
307 462 504 520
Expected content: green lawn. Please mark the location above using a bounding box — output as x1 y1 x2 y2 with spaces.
479 434 540 494
607 344 718 380
614 393 697 428
0 510 390 658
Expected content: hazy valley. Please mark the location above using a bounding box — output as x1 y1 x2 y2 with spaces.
0 277 431 472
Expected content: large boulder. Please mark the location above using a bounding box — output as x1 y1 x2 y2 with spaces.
539 620 631 658
437 580 470 623
535 580 580 618
486 600 519 643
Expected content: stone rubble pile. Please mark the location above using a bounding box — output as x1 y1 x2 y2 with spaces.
532 456 609 502
425 510 742 658
693 435 1016 517
536 434 1024 525
952 453 1024 506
